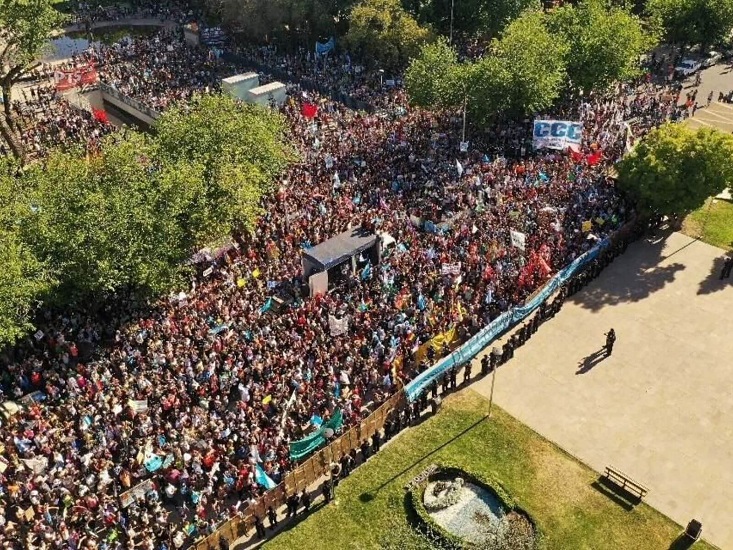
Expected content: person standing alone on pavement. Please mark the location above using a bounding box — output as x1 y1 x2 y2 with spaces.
605 329 616 357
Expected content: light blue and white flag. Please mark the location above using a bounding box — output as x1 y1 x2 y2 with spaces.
255 463 277 490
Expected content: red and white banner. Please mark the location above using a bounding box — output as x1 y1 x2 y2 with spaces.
54 63 99 91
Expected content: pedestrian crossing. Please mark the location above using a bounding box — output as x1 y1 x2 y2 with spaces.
685 101 733 132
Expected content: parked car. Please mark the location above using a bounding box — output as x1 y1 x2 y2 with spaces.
702 51 722 67
674 59 702 77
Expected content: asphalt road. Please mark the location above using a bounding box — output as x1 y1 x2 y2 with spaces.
679 60 733 132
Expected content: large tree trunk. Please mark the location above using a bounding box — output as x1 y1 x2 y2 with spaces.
0 115 24 160
1 82 25 161
2 82 13 125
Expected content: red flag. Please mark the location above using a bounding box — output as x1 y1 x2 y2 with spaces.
568 147 584 163
301 102 318 119
92 109 109 124
586 149 603 166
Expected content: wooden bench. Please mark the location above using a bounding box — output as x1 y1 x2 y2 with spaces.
602 466 649 502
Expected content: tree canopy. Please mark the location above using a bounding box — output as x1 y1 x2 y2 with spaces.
617 123 733 218
344 0 432 70
0 0 66 159
0 94 291 335
405 10 568 123
548 0 655 93
0 160 52 347
483 9 568 117
217 0 354 46
413 0 540 40
154 94 294 243
646 0 733 48
404 37 464 109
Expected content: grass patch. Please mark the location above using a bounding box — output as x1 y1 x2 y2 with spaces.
683 198 733 251
263 391 715 550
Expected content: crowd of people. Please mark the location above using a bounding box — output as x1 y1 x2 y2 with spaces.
5 84 113 159
0 19 692 550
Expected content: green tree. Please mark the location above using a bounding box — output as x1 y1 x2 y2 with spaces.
618 124 733 219
153 94 293 246
549 0 655 93
20 133 203 300
416 0 540 40
0 0 66 159
484 9 568 117
0 160 52 345
344 0 432 70
404 38 464 109
646 0 733 48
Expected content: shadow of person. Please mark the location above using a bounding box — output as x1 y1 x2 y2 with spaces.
697 256 729 295
576 348 607 374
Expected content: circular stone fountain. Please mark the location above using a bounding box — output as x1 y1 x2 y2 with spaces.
417 469 537 549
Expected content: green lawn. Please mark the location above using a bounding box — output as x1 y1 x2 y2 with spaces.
683 198 733 251
263 391 715 550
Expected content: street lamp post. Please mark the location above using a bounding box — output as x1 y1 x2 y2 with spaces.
461 95 467 144
449 0 455 46
379 69 385 88
487 347 501 418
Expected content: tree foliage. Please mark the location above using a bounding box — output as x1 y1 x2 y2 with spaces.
618 123 733 218
344 0 432 70
0 0 66 159
646 0 733 48
404 38 464 109
0 95 291 320
0 160 52 346
20 133 203 299
153 94 294 244
216 0 355 47
405 11 568 123
414 0 540 40
548 0 655 93
478 10 568 118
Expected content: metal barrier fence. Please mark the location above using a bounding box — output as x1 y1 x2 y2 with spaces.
99 81 161 121
192 389 406 550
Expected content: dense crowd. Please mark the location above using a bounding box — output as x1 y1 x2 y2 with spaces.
6 84 113 158
230 44 406 111
91 30 236 112
0 22 691 550
68 0 191 26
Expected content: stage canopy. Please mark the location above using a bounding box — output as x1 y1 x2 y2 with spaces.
302 227 378 275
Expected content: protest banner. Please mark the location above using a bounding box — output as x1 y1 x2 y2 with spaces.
533 120 583 151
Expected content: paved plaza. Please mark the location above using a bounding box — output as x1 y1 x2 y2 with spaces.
474 231 733 548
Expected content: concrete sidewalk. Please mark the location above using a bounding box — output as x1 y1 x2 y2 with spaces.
473 231 733 549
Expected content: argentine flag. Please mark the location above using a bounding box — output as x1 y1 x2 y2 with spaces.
255 463 277 490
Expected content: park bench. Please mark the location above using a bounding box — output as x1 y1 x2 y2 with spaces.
602 466 649 502
684 519 703 541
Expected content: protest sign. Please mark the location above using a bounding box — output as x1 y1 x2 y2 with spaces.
510 230 526 251
328 315 349 336
120 479 155 508
441 263 462 276
128 400 149 414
